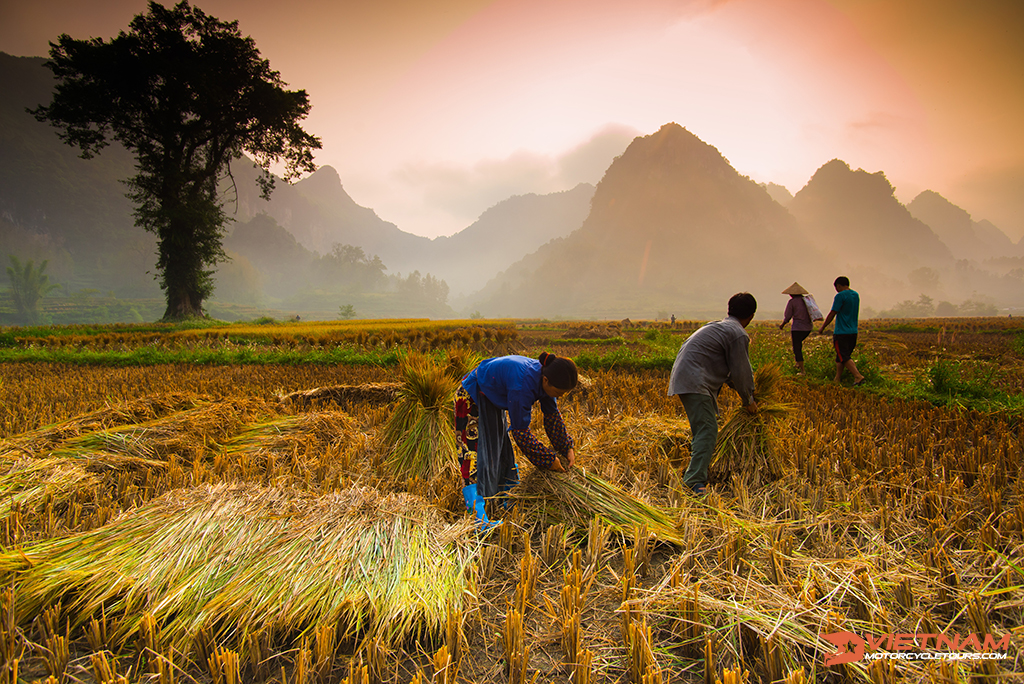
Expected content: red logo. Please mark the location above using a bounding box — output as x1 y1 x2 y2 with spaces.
822 631 865 666
820 631 1010 665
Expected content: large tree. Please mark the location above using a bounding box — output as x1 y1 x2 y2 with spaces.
32 1 321 320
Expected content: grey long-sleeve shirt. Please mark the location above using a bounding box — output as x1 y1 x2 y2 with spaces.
667 316 755 412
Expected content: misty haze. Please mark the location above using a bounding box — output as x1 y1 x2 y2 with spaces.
2 53 1022 324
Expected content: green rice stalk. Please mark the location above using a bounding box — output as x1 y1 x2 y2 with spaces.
0 483 478 658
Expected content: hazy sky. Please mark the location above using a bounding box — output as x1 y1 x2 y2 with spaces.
3 0 1022 240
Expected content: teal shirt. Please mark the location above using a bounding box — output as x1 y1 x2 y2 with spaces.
831 289 860 335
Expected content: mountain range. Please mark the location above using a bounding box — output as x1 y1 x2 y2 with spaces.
469 124 1023 318
2 52 1022 320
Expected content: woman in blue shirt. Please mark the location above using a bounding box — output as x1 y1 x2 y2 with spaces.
455 352 578 526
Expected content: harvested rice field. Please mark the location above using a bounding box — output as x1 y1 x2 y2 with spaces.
0 319 1022 684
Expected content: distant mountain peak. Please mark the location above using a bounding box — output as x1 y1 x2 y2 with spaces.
616 122 734 173
803 159 896 202
908 189 1014 260
470 121 812 318
294 165 346 201
791 158 950 269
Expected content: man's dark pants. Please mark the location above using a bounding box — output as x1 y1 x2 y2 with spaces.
679 393 717 490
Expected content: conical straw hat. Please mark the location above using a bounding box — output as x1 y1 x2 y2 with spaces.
782 282 809 295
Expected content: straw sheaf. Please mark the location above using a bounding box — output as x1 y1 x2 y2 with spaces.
711 365 793 485
0 392 203 464
381 353 461 481
514 467 686 546
47 397 273 466
1 482 477 656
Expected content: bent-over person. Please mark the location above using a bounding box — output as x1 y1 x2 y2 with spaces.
668 293 759 494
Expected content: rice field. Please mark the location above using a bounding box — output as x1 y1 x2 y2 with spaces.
0 318 1021 684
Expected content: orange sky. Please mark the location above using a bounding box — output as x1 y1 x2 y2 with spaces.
2 0 1022 240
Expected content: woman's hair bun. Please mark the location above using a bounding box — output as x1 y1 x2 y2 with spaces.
538 352 578 390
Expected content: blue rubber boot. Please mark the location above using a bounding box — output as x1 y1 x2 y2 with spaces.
462 484 499 530
496 463 520 509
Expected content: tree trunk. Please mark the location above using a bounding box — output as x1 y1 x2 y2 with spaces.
157 211 215 321
162 290 205 320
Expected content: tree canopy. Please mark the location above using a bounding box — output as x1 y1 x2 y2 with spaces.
31 0 321 320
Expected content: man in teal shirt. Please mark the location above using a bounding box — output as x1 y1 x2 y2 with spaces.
818 276 866 386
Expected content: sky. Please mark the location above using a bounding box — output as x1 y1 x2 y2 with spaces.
2 0 1022 241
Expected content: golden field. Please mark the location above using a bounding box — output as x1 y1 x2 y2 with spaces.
0 318 1022 684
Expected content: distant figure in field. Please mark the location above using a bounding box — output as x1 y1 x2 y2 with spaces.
818 276 866 386
778 282 815 374
668 292 759 495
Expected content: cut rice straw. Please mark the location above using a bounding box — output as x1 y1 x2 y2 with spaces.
219 411 359 467
47 398 271 466
711 365 792 485
514 468 686 546
0 457 100 518
0 483 478 658
381 353 461 481
0 393 202 465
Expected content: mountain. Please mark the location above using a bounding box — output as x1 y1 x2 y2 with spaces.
220 161 594 295
0 51 589 316
469 123 831 318
223 213 316 298
907 190 1016 262
5 49 1020 319
788 160 953 277
427 184 593 297
762 182 794 206
212 161 429 270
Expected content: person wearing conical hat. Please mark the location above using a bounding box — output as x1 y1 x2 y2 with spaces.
779 282 813 374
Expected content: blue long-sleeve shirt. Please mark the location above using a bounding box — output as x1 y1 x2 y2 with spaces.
462 355 573 468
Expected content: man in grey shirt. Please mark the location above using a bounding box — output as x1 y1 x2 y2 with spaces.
668 292 759 494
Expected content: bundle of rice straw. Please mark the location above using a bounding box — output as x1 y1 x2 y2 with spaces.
0 457 100 517
47 399 269 466
710 364 792 485
219 411 359 468
0 483 476 657
0 393 201 464
381 353 461 481
514 468 685 546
